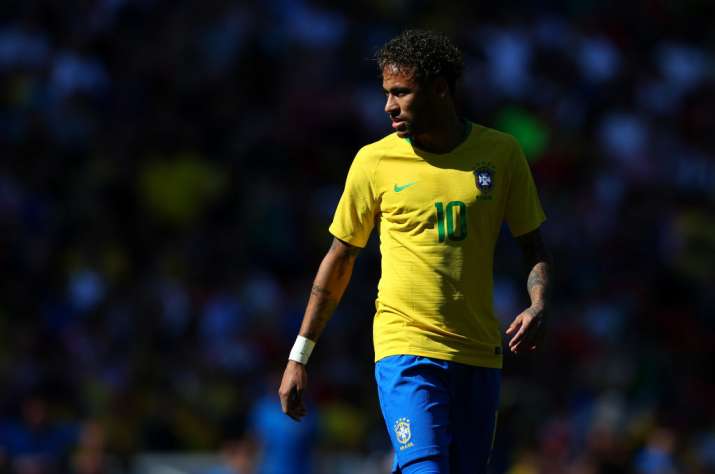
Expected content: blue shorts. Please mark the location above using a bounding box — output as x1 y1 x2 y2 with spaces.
375 355 500 474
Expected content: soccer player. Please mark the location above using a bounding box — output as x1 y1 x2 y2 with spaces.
279 29 551 474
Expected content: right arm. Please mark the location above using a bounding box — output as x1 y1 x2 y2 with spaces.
278 237 360 421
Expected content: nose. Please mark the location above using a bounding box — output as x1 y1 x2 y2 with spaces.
385 94 399 116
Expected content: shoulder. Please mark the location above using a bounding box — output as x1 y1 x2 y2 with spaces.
470 123 521 154
352 132 405 168
469 123 526 174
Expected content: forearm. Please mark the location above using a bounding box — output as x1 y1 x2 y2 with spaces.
299 240 358 341
516 228 552 311
526 260 551 310
508 231 552 353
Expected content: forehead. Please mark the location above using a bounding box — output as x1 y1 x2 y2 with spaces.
381 64 418 88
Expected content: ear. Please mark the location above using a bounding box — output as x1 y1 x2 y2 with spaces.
433 77 450 99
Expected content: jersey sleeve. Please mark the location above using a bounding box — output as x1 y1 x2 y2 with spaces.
328 149 378 248
504 141 546 237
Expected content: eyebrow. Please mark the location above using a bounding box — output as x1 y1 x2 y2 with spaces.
383 86 412 94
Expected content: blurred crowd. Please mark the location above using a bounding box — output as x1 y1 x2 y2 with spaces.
1 0 714 473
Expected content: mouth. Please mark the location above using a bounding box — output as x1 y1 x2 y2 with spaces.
391 119 408 131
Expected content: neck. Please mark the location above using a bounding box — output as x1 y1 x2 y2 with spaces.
412 113 466 154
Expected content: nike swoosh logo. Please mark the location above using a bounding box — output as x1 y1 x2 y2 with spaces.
394 182 417 192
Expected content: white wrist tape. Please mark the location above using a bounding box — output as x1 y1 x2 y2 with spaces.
288 335 316 365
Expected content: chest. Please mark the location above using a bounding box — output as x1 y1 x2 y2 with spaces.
373 156 507 242
376 158 504 216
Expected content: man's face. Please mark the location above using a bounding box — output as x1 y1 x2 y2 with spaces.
382 65 438 138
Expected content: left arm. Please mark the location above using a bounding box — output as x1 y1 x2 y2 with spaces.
506 227 552 354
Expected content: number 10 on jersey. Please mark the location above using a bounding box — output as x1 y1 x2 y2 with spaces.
435 201 467 242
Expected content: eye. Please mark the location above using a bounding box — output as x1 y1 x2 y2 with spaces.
384 89 409 98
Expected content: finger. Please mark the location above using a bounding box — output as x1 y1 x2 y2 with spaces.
519 326 537 348
289 388 304 410
511 315 536 343
510 336 527 352
510 336 527 353
506 319 520 335
279 382 301 415
290 386 303 403
286 401 303 421
509 324 528 349
519 319 543 350
512 335 540 354
287 397 306 421
512 342 537 355
511 338 533 354
279 390 289 414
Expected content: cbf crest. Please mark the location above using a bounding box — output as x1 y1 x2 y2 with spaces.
473 161 496 200
394 417 414 450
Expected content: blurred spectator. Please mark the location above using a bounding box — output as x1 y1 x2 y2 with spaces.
203 436 257 474
0 394 80 473
635 429 678 474
249 373 317 474
0 1 713 472
71 421 121 474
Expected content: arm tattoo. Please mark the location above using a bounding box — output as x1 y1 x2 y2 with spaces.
304 298 337 340
527 264 547 293
517 229 552 309
311 284 332 298
526 262 550 309
301 238 360 341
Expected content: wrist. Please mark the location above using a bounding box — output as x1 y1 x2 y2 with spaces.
528 302 547 318
530 302 545 311
288 335 316 365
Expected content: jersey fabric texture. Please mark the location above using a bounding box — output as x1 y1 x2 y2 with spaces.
375 355 500 473
329 122 546 368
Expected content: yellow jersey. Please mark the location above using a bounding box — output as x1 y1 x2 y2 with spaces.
329 123 546 368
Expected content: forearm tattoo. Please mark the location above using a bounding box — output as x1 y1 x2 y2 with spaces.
517 229 552 310
526 262 550 309
302 239 360 340
311 284 332 298
304 296 338 341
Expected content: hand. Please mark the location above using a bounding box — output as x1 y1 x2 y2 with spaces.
506 305 546 354
278 360 308 421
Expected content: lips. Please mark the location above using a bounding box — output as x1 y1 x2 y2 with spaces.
391 120 407 130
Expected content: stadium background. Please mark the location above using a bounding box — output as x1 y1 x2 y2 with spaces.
1 0 714 473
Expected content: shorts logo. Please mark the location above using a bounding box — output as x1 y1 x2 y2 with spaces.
394 417 414 450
